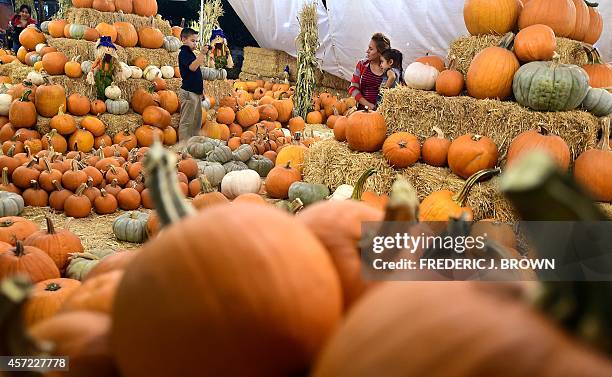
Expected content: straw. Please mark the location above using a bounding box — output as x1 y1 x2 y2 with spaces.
293 2 320 119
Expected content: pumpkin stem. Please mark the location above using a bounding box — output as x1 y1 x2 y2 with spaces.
538 124 550 136
598 118 611 151
52 179 62 192
0 276 52 371
44 282 61 292
198 175 215 194
44 216 55 235
351 168 377 200
288 198 304 214
432 126 445 139
500 151 611 355
584 1 599 7
452 168 501 207
29 180 39 190
143 142 195 228
7 145 15 157
75 183 87 196
19 90 32 102
383 177 420 222
498 32 515 51
1 167 9 187
471 134 482 142
14 240 25 257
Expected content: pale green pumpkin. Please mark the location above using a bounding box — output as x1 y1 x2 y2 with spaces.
0 191 24 217
582 87 612 117
247 155 274 177
68 24 88 40
197 161 226 187
288 182 330 206
223 160 248 173
187 139 218 159
113 211 149 243
232 144 254 162
513 61 590 112
66 249 116 281
206 145 233 164
105 98 129 115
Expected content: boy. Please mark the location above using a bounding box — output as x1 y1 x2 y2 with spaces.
178 28 209 146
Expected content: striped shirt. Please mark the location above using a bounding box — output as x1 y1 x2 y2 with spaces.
348 59 384 106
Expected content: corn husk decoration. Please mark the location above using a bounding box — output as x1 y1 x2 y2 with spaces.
293 2 321 120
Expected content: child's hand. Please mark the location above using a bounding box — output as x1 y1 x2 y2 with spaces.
201 45 210 55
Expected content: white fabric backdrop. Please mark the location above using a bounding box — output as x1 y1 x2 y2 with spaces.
228 0 612 81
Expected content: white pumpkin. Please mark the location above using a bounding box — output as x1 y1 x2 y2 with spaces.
40 21 50 34
201 97 211 111
329 184 354 201
163 36 181 52
105 98 129 115
221 170 262 199
0 83 12 94
281 128 292 138
104 82 121 100
143 65 162 81
118 62 132 81
201 67 219 81
130 66 143 79
0 93 12 116
404 62 439 91
81 60 93 75
160 66 174 79
35 43 47 54
27 71 44 85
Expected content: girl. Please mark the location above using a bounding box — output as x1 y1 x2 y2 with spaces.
377 48 404 106
348 33 391 110
8 5 37 54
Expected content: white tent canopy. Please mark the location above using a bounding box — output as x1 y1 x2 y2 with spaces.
228 0 612 82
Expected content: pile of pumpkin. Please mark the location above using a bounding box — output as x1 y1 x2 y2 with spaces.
0 74 180 151
71 0 158 17
403 0 611 117
5 140 612 377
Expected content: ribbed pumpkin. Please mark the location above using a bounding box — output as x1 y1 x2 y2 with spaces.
422 127 451 167
48 19 68 38
67 93 91 116
582 87 612 117
138 23 164 49
448 134 499 179
514 24 556 63
93 0 115 11
64 57 82 78
23 278 82 327
69 128 95 153
23 217 84 272
506 126 570 170
345 108 387 152
114 20 138 47
518 0 576 37
131 88 157 114
463 0 521 35
72 0 93 6
19 27 45 51
582 47 612 90
114 0 133 13
568 0 590 41
35 82 66 118
382 133 420 168
133 0 157 16
272 98 293 123
9 90 37 129
265 162 302 199
157 90 179 114
0 240 59 283
583 2 603 45
435 58 464 97
275 141 308 174
50 105 77 135
236 105 259 128
466 32 519 100
513 60 589 111
142 106 171 129
574 118 612 201
95 22 117 42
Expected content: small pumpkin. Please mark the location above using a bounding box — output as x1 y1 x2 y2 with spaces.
506 126 571 170
0 216 39 245
288 182 330 207
232 144 254 162
0 191 24 217
435 58 465 97
223 160 248 174
0 240 60 283
67 93 91 116
163 36 181 52
573 118 612 202
581 87 612 117
514 24 557 63
113 211 149 243
266 161 302 199
23 278 82 327
382 132 421 168
247 155 274 177
422 127 451 167
65 249 116 281
207 145 233 164
220 169 262 199
64 183 92 218
448 134 499 179
404 62 439 90
105 98 130 115
197 160 226 187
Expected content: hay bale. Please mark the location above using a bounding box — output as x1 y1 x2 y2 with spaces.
65 8 172 36
320 72 349 91
204 79 233 102
378 87 600 163
48 74 97 99
0 60 35 82
125 47 178 67
47 37 128 62
303 139 516 221
241 47 289 79
448 35 588 77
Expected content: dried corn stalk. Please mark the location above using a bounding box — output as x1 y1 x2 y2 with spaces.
294 2 320 119
199 0 224 46
55 0 72 19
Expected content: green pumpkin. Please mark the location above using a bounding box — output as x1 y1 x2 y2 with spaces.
513 61 589 112
113 211 149 243
65 249 115 281
223 160 248 173
163 36 181 52
247 155 274 177
206 145 233 164
0 191 24 217
68 24 87 40
232 144 254 162
288 182 330 206
187 139 217 159
582 87 612 117
81 60 93 75
105 98 129 115
197 161 226 187
275 198 304 214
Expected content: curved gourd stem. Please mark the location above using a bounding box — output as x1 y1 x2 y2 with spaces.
351 168 377 200
498 32 515 51
383 177 420 222
500 151 611 355
143 142 195 227
452 168 501 207
598 118 611 151
0 276 50 377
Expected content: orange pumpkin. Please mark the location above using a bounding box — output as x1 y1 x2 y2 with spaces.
288 116 306 134
35 82 67 118
138 25 164 49
435 59 465 96
382 132 421 168
9 90 37 129
48 19 68 38
84 27 100 42
95 22 118 42
448 134 499 179
306 110 324 124
415 53 446 72
506 126 570 170
69 128 95 153
23 217 84 272
574 119 612 202
133 0 157 16
0 241 59 283
64 58 83 78
135 125 163 147
142 106 171 129
582 47 612 90
514 24 557 63
518 0 576 37
345 108 387 152
422 127 451 167
81 116 106 137
23 278 82 328
568 0 590 41
158 90 179 114
463 0 522 35
265 162 302 199
114 0 133 13
67 93 91 116
583 3 603 45
19 27 45 51
50 105 77 135
114 21 138 48
90 99 107 115
93 0 115 11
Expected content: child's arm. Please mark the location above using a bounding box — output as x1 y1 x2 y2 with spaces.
383 70 396 88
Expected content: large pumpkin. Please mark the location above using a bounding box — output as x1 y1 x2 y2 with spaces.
582 47 612 90
583 2 603 45
466 32 519 100
448 134 499 179
506 126 570 170
111 144 342 377
138 25 164 49
35 82 67 118
113 21 138 48
133 0 157 16
95 22 117 42
574 118 612 202
0 240 59 283
513 24 557 63
463 0 522 35
512 60 589 112
569 0 590 41
345 108 387 152
518 0 576 37
23 217 84 272
19 27 45 51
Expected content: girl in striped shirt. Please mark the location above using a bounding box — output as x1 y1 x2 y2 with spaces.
348 33 391 110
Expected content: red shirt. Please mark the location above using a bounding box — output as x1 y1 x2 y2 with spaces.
348 59 384 106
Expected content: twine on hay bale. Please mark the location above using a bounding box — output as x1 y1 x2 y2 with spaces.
37 112 143 137
448 35 588 77
378 87 600 163
65 8 172 36
125 47 178 68
303 139 516 221
47 37 128 63
0 60 35 82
